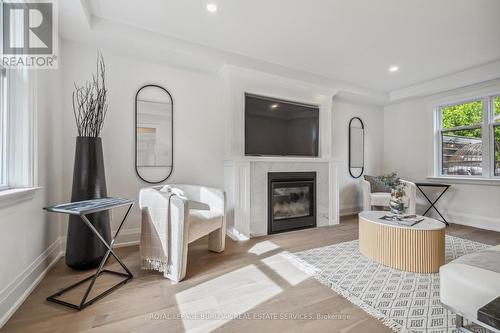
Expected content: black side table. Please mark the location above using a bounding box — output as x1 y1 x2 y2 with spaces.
478 296 500 332
44 197 135 310
415 182 450 225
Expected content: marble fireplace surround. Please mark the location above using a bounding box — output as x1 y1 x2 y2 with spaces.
224 157 339 239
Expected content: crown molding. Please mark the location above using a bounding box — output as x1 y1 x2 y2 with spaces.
79 0 94 29
334 90 389 107
389 59 500 102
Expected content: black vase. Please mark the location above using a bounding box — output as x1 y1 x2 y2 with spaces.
66 136 111 270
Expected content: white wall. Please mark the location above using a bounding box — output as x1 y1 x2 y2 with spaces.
0 68 63 326
0 38 385 327
383 79 500 231
332 98 384 215
60 39 227 239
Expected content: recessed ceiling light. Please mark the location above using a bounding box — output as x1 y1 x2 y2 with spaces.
270 103 279 110
206 3 217 13
389 65 399 73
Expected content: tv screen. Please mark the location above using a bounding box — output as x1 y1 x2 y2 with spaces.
245 94 319 157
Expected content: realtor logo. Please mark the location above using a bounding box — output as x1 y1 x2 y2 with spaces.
1 0 58 69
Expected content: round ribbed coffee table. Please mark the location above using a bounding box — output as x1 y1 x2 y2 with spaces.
358 211 445 273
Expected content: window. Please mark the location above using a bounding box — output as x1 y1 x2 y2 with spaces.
494 96 500 176
437 96 500 178
0 0 36 197
0 66 7 190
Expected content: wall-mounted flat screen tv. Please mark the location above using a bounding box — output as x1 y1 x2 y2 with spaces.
245 94 319 157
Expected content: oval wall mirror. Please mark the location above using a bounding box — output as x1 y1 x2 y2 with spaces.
135 85 173 183
348 117 364 178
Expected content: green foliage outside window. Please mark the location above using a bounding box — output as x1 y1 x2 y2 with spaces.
495 97 500 121
441 98 500 139
441 100 482 138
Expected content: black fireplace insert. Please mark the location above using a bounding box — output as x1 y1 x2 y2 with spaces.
268 172 316 234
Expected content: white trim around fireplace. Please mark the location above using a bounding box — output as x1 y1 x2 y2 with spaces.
224 158 339 239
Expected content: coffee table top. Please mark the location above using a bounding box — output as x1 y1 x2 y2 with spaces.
359 211 446 231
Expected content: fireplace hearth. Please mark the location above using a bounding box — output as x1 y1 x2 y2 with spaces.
268 172 316 234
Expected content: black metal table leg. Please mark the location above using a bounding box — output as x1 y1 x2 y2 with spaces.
47 203 134 310
416 184 450 226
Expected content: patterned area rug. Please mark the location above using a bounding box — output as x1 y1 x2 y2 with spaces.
283 235 490 333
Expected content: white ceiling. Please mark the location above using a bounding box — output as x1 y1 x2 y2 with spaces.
68 0 500 94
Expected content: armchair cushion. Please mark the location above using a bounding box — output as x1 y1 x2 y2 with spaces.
370 192 392 206
364 175 391 193
188 209 223 243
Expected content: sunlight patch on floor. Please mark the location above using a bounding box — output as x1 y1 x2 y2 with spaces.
260 252 310 286
248 240 280 255
175 264 282 332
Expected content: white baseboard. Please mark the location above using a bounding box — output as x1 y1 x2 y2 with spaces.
59 227 141 252
340 205 361 217
226 227 250 241
0 238 63 329
446 211 500 232
114 228 141 247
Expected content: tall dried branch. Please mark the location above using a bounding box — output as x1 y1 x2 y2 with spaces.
72 52 108 137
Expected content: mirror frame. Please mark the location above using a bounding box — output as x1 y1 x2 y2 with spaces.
134 84 174 184
348 117 364 179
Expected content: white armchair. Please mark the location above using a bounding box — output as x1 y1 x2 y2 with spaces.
361 179 416 214
139 184 226 282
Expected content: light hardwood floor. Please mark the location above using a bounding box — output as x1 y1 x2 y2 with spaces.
3 216 500 333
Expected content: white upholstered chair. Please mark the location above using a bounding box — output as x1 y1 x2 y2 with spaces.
139 185 226 282
361 179 416 214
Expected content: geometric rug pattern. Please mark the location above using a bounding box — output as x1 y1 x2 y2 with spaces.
283 235 491 333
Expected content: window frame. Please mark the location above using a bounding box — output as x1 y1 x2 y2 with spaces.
435 94 500 180
0 66 8 190
491 96 500 177
0 0 7 190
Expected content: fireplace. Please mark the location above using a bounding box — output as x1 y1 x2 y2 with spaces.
268 172 316 234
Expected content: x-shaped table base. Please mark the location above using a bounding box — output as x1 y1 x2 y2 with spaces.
47 203 134 310
415 183 450 226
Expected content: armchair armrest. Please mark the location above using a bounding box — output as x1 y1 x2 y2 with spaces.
139 188 189 282
361 179 371 212
169 195 190 282
197 187 226 253
198 186 225 215
401 180 416 215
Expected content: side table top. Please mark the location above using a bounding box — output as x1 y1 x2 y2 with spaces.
415 182 451 188
359 211 445 231
44 197 135 215
478 296 500 331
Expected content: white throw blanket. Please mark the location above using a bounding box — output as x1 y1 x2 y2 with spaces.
139 185 186 277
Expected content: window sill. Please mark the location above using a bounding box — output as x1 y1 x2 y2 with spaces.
426 176 500 186
0 187 41 208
